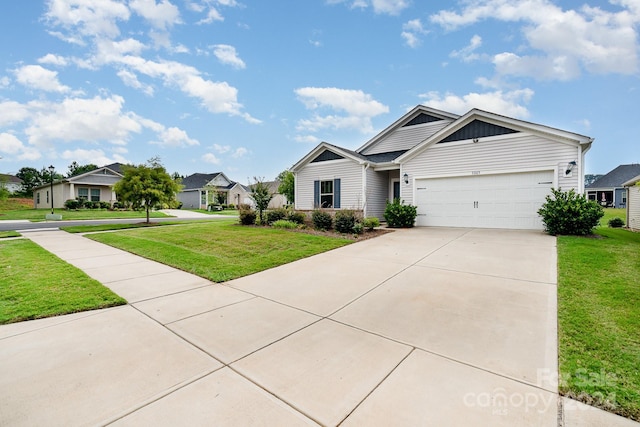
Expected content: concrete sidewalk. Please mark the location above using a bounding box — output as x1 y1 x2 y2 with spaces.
0 228 636 426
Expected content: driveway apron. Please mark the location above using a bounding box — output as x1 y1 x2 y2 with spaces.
1 227 632 426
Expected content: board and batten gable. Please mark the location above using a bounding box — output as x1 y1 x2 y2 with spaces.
360 119 453 156
400 132 582 205
295 158 364 211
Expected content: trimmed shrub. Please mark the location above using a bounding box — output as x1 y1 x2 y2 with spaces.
384 198 417 228
265 208 288 224
362 217 380 231
537 188 604 235
238 203 252 211
99 201 110 209
239 208 256 225
271 219 298 229
334 210 357 234
311 210 333 230
353 222 364 235
64 199 81 210
287 211 306 225
228 204 235 209
608 217 625 228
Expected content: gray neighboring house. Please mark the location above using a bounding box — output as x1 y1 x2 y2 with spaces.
585 164 640 208
0 174 23 194
177 172 251 209
292 105 593 230
33 163 124 209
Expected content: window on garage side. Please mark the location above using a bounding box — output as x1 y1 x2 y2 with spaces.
314 179 341 208
90 188 100 202
78 188 88 201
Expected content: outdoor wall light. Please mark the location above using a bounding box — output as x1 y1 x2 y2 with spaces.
565 161 577 176
403 173 409 184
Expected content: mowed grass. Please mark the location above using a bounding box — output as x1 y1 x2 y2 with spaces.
0 231 20 238
0 239 126 324
187 209 239 216
557 228 640 420
0 208 169 221
600 208 626 227
87 220 353 282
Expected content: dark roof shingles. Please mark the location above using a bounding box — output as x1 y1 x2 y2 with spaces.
586 164 640 188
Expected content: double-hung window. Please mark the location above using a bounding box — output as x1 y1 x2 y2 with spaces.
320 180 333 208
90 188 100 202
78 188 89 201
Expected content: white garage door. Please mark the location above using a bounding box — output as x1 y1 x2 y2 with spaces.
415 170 554 229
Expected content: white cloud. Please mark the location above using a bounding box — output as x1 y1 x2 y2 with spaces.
450 35 483 62
117 69 154 95
129 0 181 29
45 0 131 39
24 95 143 147
212 44 246 69
38 53 69 66
294 134 321 144
419 89 534 118
232 147 248 158
0 133 41 160
401 19 428 48
192 0 240 24
60 148 116 166
213 143 231 153
328 0 410 15
0 76 9 88
430 0 640 79
202 152 221 164
295 87 389 133
14 65 70 93
0 101 30 126
151 126 199 147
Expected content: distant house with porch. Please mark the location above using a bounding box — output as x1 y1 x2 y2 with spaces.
33 163 124 209
585 164 640 208
0 174 23 194
177 172 251 209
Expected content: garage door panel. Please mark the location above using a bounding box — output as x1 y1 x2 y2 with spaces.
415 171 553 230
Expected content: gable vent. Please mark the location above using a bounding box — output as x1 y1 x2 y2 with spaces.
402 113 442 127
311 150 345 163
439 119 518 143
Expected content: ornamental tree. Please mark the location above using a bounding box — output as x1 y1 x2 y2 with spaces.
113 158 182 223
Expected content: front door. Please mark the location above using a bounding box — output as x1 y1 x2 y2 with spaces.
392 180 400 201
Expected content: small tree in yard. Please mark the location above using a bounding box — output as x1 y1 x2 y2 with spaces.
113 158 182 224
537 188 604 235
276 170 295 204
250 177 273 224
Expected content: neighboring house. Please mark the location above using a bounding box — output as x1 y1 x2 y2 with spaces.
0 174 23 194
33 163 124 209
177 172 251 209
251 180 286 209
623 175 640 231
292 105 593 230
585 164 640 208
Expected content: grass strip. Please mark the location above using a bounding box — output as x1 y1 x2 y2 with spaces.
87 221 352 283
0 239 126 324
557 227 640 420
0 231 20 238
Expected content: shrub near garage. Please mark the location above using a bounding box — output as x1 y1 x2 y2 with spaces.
334 210 358 234
538 188 604 235
384 198 417 228
311 210 333 230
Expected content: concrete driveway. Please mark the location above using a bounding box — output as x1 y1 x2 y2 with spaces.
0 227 634 426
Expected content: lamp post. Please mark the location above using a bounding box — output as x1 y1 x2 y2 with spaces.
48 165 55 214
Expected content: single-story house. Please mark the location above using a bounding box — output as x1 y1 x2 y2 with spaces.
0 174 23 194
291 105 593 230
256 180 287 209
585 164 640 208
623 175 640 231
33 163 124 209
177 172 251 209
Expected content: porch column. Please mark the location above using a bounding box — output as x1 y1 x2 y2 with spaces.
69 182 75 200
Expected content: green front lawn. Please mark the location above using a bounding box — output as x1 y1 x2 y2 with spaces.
558 228 640 420
600 208 626 227
0 231 20 238
187 208 239 216
0 208 169 221
87 221 352 282
0 239 126 324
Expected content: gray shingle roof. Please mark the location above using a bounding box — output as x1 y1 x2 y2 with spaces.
586 164 640 189
103 162 125 174
322 142 407 164
181 173 223 190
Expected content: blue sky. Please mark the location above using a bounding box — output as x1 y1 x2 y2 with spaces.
0 0 638 183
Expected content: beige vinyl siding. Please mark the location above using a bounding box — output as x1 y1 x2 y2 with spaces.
74 173 121 186
296 159 363 210
628 185 640 230
401 133 578 205
361 120 452 155
365 169 392 219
